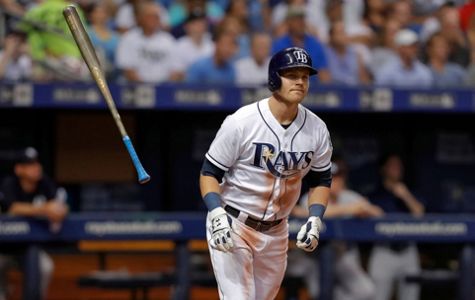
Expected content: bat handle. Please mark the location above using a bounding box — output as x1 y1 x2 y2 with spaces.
122 136 151 184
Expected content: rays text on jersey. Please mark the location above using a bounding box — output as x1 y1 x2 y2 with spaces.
252 142 314 178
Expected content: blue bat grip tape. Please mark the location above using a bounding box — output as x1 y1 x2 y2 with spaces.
123 136 150 183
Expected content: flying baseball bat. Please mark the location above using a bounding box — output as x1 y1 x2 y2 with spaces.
62 5 150 184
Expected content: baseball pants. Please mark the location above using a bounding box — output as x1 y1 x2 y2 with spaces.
207 213 289 300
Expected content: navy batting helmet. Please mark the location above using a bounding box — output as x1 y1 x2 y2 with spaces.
268 47 318 92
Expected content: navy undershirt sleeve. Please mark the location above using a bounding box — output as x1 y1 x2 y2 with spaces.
304 168 332 188
201 158 225 183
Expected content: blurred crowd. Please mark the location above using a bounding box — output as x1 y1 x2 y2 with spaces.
2 0 475 87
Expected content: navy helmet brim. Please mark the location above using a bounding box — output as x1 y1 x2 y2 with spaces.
277 64 318 76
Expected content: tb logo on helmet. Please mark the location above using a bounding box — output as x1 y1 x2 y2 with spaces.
293 50 308 63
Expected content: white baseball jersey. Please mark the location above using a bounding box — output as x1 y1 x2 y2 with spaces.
116 28 177 83
206 98 332 221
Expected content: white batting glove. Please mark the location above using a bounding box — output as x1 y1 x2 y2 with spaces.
296 216 322 252
209 207 234 252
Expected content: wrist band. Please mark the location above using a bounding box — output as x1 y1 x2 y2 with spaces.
203 192 221 211
309 203 326 219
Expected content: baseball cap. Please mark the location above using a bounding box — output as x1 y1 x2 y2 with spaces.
394 29 419 46
16 147 39 164
286 5 306 19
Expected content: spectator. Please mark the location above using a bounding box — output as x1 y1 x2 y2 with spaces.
167 0 223 29
172 11 214 80
374 29 433 87
0 0 25 16
324 20 370 85
186 31 237 84
272 0 320 38
116 1 178 83
18 0 89 81
287 158 382 300
225 0 249 28
234 32 271 86
0 0 28 38
465 13 475 85
425 32 467 87
420 1 457 42
0 33 31 81
272 5 331 83
170 5 210 39
439 3 470 66
217 15 250 59
312 0 374 69
0 147 68 300
369 17 401 76
420 2 469 66
224 0 252 58
368 153 424 300
459 0 475 32
247 0 272 32
413 0 464 18
362 0 387 33
386 0 419 33
223 0 271 35
85 1 120 80
115 0 170 34
342 0 374 47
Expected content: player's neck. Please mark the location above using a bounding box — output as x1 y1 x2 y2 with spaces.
268 95 299 125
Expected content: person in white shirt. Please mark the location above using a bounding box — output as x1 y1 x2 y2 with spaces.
116 1 178 83
369 18 402 77
0 33 31 81
172 11 214 81
234 32 271 86
374 29 433 87
115 0 170 34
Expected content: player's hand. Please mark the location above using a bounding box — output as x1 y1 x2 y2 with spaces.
208 207 234 252
296 216 322 252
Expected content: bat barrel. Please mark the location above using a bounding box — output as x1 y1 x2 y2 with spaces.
62 5 102 78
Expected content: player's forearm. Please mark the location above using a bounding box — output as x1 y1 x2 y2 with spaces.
200 174 223 211
200 174 221 196
307 186 330 218
307 186 330 208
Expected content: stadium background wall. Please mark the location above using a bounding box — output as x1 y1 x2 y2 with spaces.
1 106 474 215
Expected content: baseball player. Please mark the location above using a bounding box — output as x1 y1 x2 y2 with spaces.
199 46 333 300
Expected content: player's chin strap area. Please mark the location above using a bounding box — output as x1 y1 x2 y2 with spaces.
224 205 283 232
